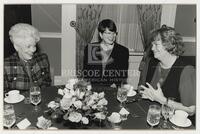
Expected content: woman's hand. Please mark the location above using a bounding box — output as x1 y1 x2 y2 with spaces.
140 83 196 115
140 82 167 104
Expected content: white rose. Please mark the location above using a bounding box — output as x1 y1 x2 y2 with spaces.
70 88 76 96
60 97 72 110
68 78 78 85
82 105 90 110
87 99 95 106
63 92 73 99
86 85 92 90
73 100 82 109
65 83 73 90
81 117 89 124
98 92 105 99
79 92 85 99
47 101 59 110
108 112 121 123
63 88 70 94
92 104 97 109
90 92 98 100
97 98 108 106
94 112 106 120
68 112 82 123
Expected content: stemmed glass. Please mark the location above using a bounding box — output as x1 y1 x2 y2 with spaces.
30 85 41 112
117 87 128 108
147 105 161 129
3 104 16 129
161 98 175 129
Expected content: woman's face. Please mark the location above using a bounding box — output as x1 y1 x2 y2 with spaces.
99 28 116 45
151 34 168 60
15 37 37 61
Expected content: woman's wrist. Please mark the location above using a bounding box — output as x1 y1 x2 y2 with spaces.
158 96 167 105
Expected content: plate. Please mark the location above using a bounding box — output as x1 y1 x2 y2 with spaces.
169 116 192 127
4 95 25 104
127 90 136 97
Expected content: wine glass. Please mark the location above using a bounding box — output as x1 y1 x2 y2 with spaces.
147 105 161 129
161 99 175 129
117 87 127 108
30 85 41 112
3 104 16 129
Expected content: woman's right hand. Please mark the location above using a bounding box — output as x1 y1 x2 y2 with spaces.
140 83 167 104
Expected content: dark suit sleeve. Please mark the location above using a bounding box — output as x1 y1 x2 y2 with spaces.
122 48 129 81
117 46 129 84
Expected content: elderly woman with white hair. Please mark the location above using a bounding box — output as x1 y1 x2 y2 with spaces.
4 23 51 92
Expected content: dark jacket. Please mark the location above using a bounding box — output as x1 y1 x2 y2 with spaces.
146 56 194 102
83 42 129 86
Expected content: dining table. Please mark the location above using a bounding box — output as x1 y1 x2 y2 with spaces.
4 85 195 130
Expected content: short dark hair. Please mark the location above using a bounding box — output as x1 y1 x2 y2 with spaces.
98 19 117 33
151 25 184 56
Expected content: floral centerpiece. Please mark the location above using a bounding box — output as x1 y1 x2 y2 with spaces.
47 78 108 126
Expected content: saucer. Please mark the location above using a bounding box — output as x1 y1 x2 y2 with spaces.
169 116 192 127
127 90 136 97
4 95 25 104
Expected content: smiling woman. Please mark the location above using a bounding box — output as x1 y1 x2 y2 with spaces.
4 23 52 92
140 25 196 122
83 19 129 86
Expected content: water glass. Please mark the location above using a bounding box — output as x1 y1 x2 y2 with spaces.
4 104 16 129
161 98 175 129
147 105 161 128
117 87 127 108
30 85 41 112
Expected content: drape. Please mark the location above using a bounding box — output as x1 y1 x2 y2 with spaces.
91 5 143 52
137 5 162 85
76 5 103 76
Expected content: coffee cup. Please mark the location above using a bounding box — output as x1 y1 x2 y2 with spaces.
5 90 20 102
173 110 188 125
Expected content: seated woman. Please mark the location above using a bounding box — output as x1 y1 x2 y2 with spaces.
140 25 196 118
4 23 52 92
83 19 129 86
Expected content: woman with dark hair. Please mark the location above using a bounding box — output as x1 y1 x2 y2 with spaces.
83 19 129 86
140 25 196 116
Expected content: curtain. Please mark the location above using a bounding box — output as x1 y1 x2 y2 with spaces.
76 4 103 76
137 5 162 85
91 5 143 52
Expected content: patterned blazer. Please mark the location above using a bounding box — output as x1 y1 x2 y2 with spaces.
4 52 52 92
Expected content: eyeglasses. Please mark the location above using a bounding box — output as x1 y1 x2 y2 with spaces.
103 31 116 35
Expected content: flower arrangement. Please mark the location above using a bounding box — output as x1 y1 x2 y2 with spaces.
47 79 108 125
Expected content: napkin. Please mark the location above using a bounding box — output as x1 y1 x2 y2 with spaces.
119 108 130 115
16 118 31 129
110 83 117 88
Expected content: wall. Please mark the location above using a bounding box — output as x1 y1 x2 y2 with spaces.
175 5 196 56
31 5 62 77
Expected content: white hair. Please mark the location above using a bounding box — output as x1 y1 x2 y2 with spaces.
9 23 40 46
